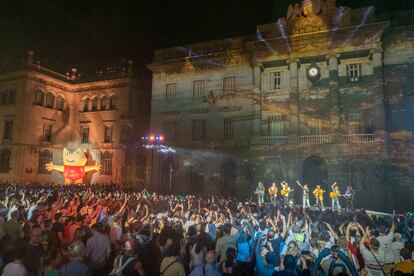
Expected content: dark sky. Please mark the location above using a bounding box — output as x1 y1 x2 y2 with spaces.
0 0 411 72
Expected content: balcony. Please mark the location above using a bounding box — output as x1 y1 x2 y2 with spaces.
299 135 332 144
261 136 289 144
341 134 376 143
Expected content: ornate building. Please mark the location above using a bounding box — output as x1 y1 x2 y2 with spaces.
148 0 414 211
0 51 150 185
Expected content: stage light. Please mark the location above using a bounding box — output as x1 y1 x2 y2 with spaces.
149 135 155 141
160 136 164 141
145 136 149 140
155 136 159 141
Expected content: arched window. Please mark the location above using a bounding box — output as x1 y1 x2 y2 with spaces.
83 98 90 112
109 95 116 110
46 93 55 108
0 148 11 173
35 90 44 106
100 96 107 110
92 97 99 111
8 90 16 104
38 150 52 174
101 151 112 175
55 96 64 111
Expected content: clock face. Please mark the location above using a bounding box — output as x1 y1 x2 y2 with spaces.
309 67 319 77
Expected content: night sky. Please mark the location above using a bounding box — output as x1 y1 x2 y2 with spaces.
0 0 411 72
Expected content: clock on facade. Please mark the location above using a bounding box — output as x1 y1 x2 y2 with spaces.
306 64 321 83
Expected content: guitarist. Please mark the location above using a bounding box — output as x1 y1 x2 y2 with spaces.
313 185 325 209
330 182 341 211
268 182 278 207
344 184 355 210
280 181 292 206
255 182 265 206
296 180 310 209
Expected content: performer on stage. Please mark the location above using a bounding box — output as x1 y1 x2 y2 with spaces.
330 182 341 211
280 181 293 205
255 182 265 206
344 184 355 210
268 182 278 207
296 180 310 209
313 185 325 209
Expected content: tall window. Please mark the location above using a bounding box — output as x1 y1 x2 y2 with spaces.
81 127 89 144
268 115 285 136
109 95 117 110
38 150 52 174
3 120 13 140
165 83 176 99
347 64 361 82
192 119 206 140
272 72 282 90
8 90 16 104
92 97 99 111
0 148 11 173
193 80 205 97
83 98 90 112
223 119 232 140
0 92 6 105
101 96 107 110
35 90 44 106
309 119 322 135
164 121 176 140
55 96 64 111
43 124 53 142
104 126 112 143
223 77 236 95
101 151 112 175
45 93 55 108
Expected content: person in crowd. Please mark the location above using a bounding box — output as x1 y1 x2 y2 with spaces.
59 241 91 276
159 241 186 276
215 223 240 263
86 222 111 275
392 247 414 275
1 243 27 276
23 225 44 276
189 250 220 276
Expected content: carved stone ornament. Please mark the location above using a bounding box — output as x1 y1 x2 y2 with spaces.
181 57 196 73
224 50 247 66
292 0 327 36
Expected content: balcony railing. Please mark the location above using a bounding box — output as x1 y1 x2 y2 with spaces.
261 136 289 144
341 134 376 143
261 134 377 144
300 135 332 144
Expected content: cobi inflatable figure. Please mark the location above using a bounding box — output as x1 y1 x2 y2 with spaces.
46 147 101 185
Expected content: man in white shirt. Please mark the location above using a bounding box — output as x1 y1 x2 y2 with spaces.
360 230 385 276
376 222 395 265
189 250 221 276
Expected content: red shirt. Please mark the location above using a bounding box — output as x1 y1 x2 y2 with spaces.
63 165 85 181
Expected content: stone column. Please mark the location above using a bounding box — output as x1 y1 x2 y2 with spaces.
371 48 386 133
251 62 262 144
288 59 299 139
328 54 340 137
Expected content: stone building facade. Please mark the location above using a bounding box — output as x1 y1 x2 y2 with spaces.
148 0 414 211
0 52 150 185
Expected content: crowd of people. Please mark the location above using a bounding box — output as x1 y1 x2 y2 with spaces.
0 183 413 276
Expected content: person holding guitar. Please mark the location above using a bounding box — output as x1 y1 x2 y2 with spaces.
296 180 310 209
268 182 278 207
313 185 325 209
344 184 355 210
330 182 341 211
280 181 293 206
255 182 265 206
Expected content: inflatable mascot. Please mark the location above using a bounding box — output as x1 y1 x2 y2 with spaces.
46 146 101 185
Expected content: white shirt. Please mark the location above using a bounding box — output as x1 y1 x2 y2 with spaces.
376 232 394 263
391 241 404 264
360 244 385 276
2 262 28 276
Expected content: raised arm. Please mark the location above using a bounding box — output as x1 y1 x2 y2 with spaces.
296 180 304 189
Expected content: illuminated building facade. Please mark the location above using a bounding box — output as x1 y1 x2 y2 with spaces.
0 52 150 185
148 0 414 211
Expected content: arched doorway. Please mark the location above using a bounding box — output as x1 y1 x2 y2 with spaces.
302 156 328 190
160 155 174 194
220 160 237 197
189 162 204 195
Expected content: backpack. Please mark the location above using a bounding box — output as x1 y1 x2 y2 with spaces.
109 255 135 276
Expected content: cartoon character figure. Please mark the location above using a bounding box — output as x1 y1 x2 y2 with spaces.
46 147 101 185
